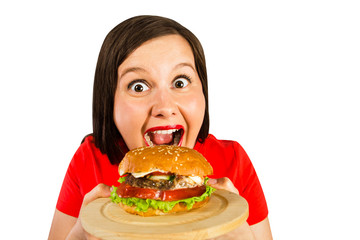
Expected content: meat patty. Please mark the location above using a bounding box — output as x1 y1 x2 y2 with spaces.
124 174 176 190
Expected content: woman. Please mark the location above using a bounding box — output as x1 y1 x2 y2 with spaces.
49 15 272 239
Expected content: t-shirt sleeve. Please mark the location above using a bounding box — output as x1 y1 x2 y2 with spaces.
56 152 84 218
234 142 268 225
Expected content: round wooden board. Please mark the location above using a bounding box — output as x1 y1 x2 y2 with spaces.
81 189 249 240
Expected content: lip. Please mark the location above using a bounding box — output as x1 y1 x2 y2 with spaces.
143 124 185 146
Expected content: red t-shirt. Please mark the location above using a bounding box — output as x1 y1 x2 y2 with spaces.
56 134 268 225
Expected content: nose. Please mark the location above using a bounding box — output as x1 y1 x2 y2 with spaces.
150 89 178 119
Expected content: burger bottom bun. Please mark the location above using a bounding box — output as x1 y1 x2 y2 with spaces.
119 197 209 217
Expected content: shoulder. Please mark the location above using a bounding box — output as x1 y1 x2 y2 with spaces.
67 135 118 191
72 135 106 163
195 134 247 160
195 134 250 177
68 135 111 180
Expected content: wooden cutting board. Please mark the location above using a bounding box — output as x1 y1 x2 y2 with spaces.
81 189 249 240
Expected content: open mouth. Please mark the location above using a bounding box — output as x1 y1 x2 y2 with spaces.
144 125 184 147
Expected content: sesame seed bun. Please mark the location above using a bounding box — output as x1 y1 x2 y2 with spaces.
119 145 213 177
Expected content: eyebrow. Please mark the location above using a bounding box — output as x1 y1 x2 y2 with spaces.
174 62 196 71
119 62 196 78
119 67 147 79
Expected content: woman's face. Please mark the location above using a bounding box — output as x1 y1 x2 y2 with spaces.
114 34 206 150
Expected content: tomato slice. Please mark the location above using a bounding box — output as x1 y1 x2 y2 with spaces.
117 183 160 200
162 185 206 201
117 183 206 201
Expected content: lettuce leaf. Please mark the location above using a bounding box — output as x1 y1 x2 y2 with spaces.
118 175 127 183
110 177 216 212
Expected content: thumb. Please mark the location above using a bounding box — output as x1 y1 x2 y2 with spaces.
207 177 239 195
82 183 111 207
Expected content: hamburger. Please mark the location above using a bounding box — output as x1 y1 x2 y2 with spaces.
110 145 216 216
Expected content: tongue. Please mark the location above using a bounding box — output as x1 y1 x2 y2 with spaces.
150 133 173 145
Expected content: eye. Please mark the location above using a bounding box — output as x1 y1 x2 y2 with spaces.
128 80 150 93
173 75 191 89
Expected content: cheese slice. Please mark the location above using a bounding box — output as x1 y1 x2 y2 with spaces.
130 169 167 178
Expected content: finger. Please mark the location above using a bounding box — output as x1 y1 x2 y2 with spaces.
82 183 111 207
208 177 239 195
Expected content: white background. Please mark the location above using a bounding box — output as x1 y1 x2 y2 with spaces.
1 0 359 239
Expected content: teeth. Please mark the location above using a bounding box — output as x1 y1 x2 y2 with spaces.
153 129 177 135
144 133 153 146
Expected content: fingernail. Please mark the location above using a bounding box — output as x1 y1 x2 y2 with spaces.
207 178 217 184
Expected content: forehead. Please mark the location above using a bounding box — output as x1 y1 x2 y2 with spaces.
119 34 195 69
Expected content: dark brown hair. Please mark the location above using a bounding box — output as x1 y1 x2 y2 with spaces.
92 15 209 164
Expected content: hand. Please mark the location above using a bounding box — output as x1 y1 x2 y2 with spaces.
66 183 111 240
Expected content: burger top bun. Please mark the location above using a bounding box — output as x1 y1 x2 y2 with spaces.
119 145 213 177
